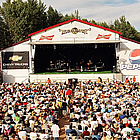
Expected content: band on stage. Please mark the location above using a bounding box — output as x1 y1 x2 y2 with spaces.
49 58 104 72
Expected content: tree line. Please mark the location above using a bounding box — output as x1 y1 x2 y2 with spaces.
0 0 140 48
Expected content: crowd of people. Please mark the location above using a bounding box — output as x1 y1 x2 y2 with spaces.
65 77 140 140
0 76 139 140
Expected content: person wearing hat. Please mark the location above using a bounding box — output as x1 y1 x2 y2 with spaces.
112 122 121 135
104 124 111 136
114 134 121 140
105 113 112 124
41 120 49 133
106 135 113 140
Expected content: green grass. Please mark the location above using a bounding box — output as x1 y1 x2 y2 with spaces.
36 71 112 75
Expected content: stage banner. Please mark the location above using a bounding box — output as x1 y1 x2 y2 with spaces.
2 51 29 69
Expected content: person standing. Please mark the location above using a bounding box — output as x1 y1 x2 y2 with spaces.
125 78 129 83
133 76 136 83
51 122 60 140
62 99 68 119
47 78 51 84
66 88 72 99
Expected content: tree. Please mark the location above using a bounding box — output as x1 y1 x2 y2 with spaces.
47 6 62 27
98 21 110 28
89 19 96 24
0 0 48 43
1 3 140 45
60 9 81 22
72 9 81 19
111 16 140 41
0 16 12 48
60 14 73 22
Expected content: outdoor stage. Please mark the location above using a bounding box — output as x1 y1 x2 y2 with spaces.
3 19 139 83
34 43 116 74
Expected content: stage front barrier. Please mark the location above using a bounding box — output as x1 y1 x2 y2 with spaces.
30 73 123 83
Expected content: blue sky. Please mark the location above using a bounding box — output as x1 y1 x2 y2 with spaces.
1 0 140 31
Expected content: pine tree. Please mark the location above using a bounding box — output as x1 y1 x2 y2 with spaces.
0 16 12 48
0 0 48 43
47 6 62 27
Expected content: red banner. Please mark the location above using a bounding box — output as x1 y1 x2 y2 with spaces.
96 34 111 40
39 35 54 40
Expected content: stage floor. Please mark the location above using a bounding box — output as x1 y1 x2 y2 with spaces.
36 71 112 75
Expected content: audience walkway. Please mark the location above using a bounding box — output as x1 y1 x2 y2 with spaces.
58 115 70 139
58 92 74 140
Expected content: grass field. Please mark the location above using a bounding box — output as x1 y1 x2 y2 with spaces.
36 71 112 74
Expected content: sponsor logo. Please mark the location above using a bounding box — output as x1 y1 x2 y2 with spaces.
96 34 111 40
121 49 140 70
39 35 54 40
121 64 140 70
59 27 91 35
129 49 140 64
9 55 22 61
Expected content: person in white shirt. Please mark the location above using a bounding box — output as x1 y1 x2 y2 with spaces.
121 123 133 138
51 122 60 140
29 117 35 131
131 117 138 127
40 129 49 140
8 107 14 115
122 116 128 125
18 130 27 140
30 131 37 140
91 115 98 130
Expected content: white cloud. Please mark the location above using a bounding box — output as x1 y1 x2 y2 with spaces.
44 0 140 31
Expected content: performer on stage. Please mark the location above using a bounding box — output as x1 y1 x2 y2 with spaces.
66 59 71 73
80 59 84 72
97 59 103 67
87 59 92 70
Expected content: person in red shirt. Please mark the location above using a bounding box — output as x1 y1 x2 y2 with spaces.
82 126 90 137
47 78 51 84
133 76 136 83
66 88 72 97
125 78 129 83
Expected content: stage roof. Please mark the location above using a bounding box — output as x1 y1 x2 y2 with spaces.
28 18 122 36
